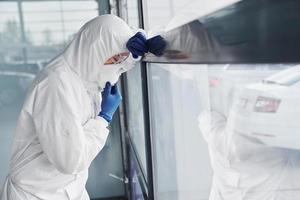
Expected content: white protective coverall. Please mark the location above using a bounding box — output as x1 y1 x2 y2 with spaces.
0 15 139 200
199 110 300 200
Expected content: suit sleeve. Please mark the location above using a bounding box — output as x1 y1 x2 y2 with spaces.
198 110 229 155
32 73 109 174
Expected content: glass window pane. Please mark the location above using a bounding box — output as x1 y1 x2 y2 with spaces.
144 0 300 64
143 0 238 34
23 1 98 46
148 64 212 199
1 1 98 64
0 2 21 190
148 63 300 200
124 0 148 179
126 0 140 28
129 146 147 200
203 64 300 199
125 65 148 178
143 0 186 32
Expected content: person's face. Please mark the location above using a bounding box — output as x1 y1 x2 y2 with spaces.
98 52 131 89
104 52 130 65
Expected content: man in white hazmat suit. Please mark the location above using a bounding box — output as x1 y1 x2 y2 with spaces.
199 110 300 200
0 15 166 200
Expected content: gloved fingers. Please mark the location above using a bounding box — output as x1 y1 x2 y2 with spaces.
111 84 122 100
128 46 147 54
133 36 147 45
149 46 165 56
127 47 145 57
150 42 166 52
151 37 167 49
131 41 148 52
151 46 166 56
128 48 144 56
128 40 148 52
147 35 161 45
150 35 165 41
147 35 167 56
131 54 139 59
127 32 148 57
127 46 144 56
111 84 118 95
127 32 147 46
104 82 112 96
134 32 147 42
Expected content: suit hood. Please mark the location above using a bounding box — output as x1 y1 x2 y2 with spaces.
61 15 135 89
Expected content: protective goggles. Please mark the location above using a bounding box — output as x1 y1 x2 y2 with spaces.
104 52 130 65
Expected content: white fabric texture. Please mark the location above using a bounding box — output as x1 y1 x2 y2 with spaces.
198 110 300 200
0 15 139 200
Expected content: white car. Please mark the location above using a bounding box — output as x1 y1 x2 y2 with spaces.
208 64 286 117
228 66 300 150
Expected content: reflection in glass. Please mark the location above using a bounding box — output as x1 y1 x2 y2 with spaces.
161 21 219 62
148 63 300 199
144 21 224 63
130 147 146 200
148 64 212 200
124 0 149 180
144 0 300 64
125 65 148 178
126 0 140 29
198 64 300 200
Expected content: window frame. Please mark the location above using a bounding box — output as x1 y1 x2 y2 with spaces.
118 0 154 199
120 1 300 200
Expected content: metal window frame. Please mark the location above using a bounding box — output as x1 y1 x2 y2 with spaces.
137 0 154 199
117 0 155 199
97 1 129 199
120 68 151 199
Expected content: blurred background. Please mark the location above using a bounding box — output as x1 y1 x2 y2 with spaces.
1 0 300 200
0 1 124 199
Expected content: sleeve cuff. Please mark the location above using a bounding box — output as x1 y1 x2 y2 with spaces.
129 52 142 62
83 117 109 141
96 116 109 127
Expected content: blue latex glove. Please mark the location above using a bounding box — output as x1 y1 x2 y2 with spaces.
99 82 122 123
126 32 148 58
147 35 167 56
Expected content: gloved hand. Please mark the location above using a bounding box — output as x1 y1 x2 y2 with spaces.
147 35 167 56
126 32 148 58
99 82 122 123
